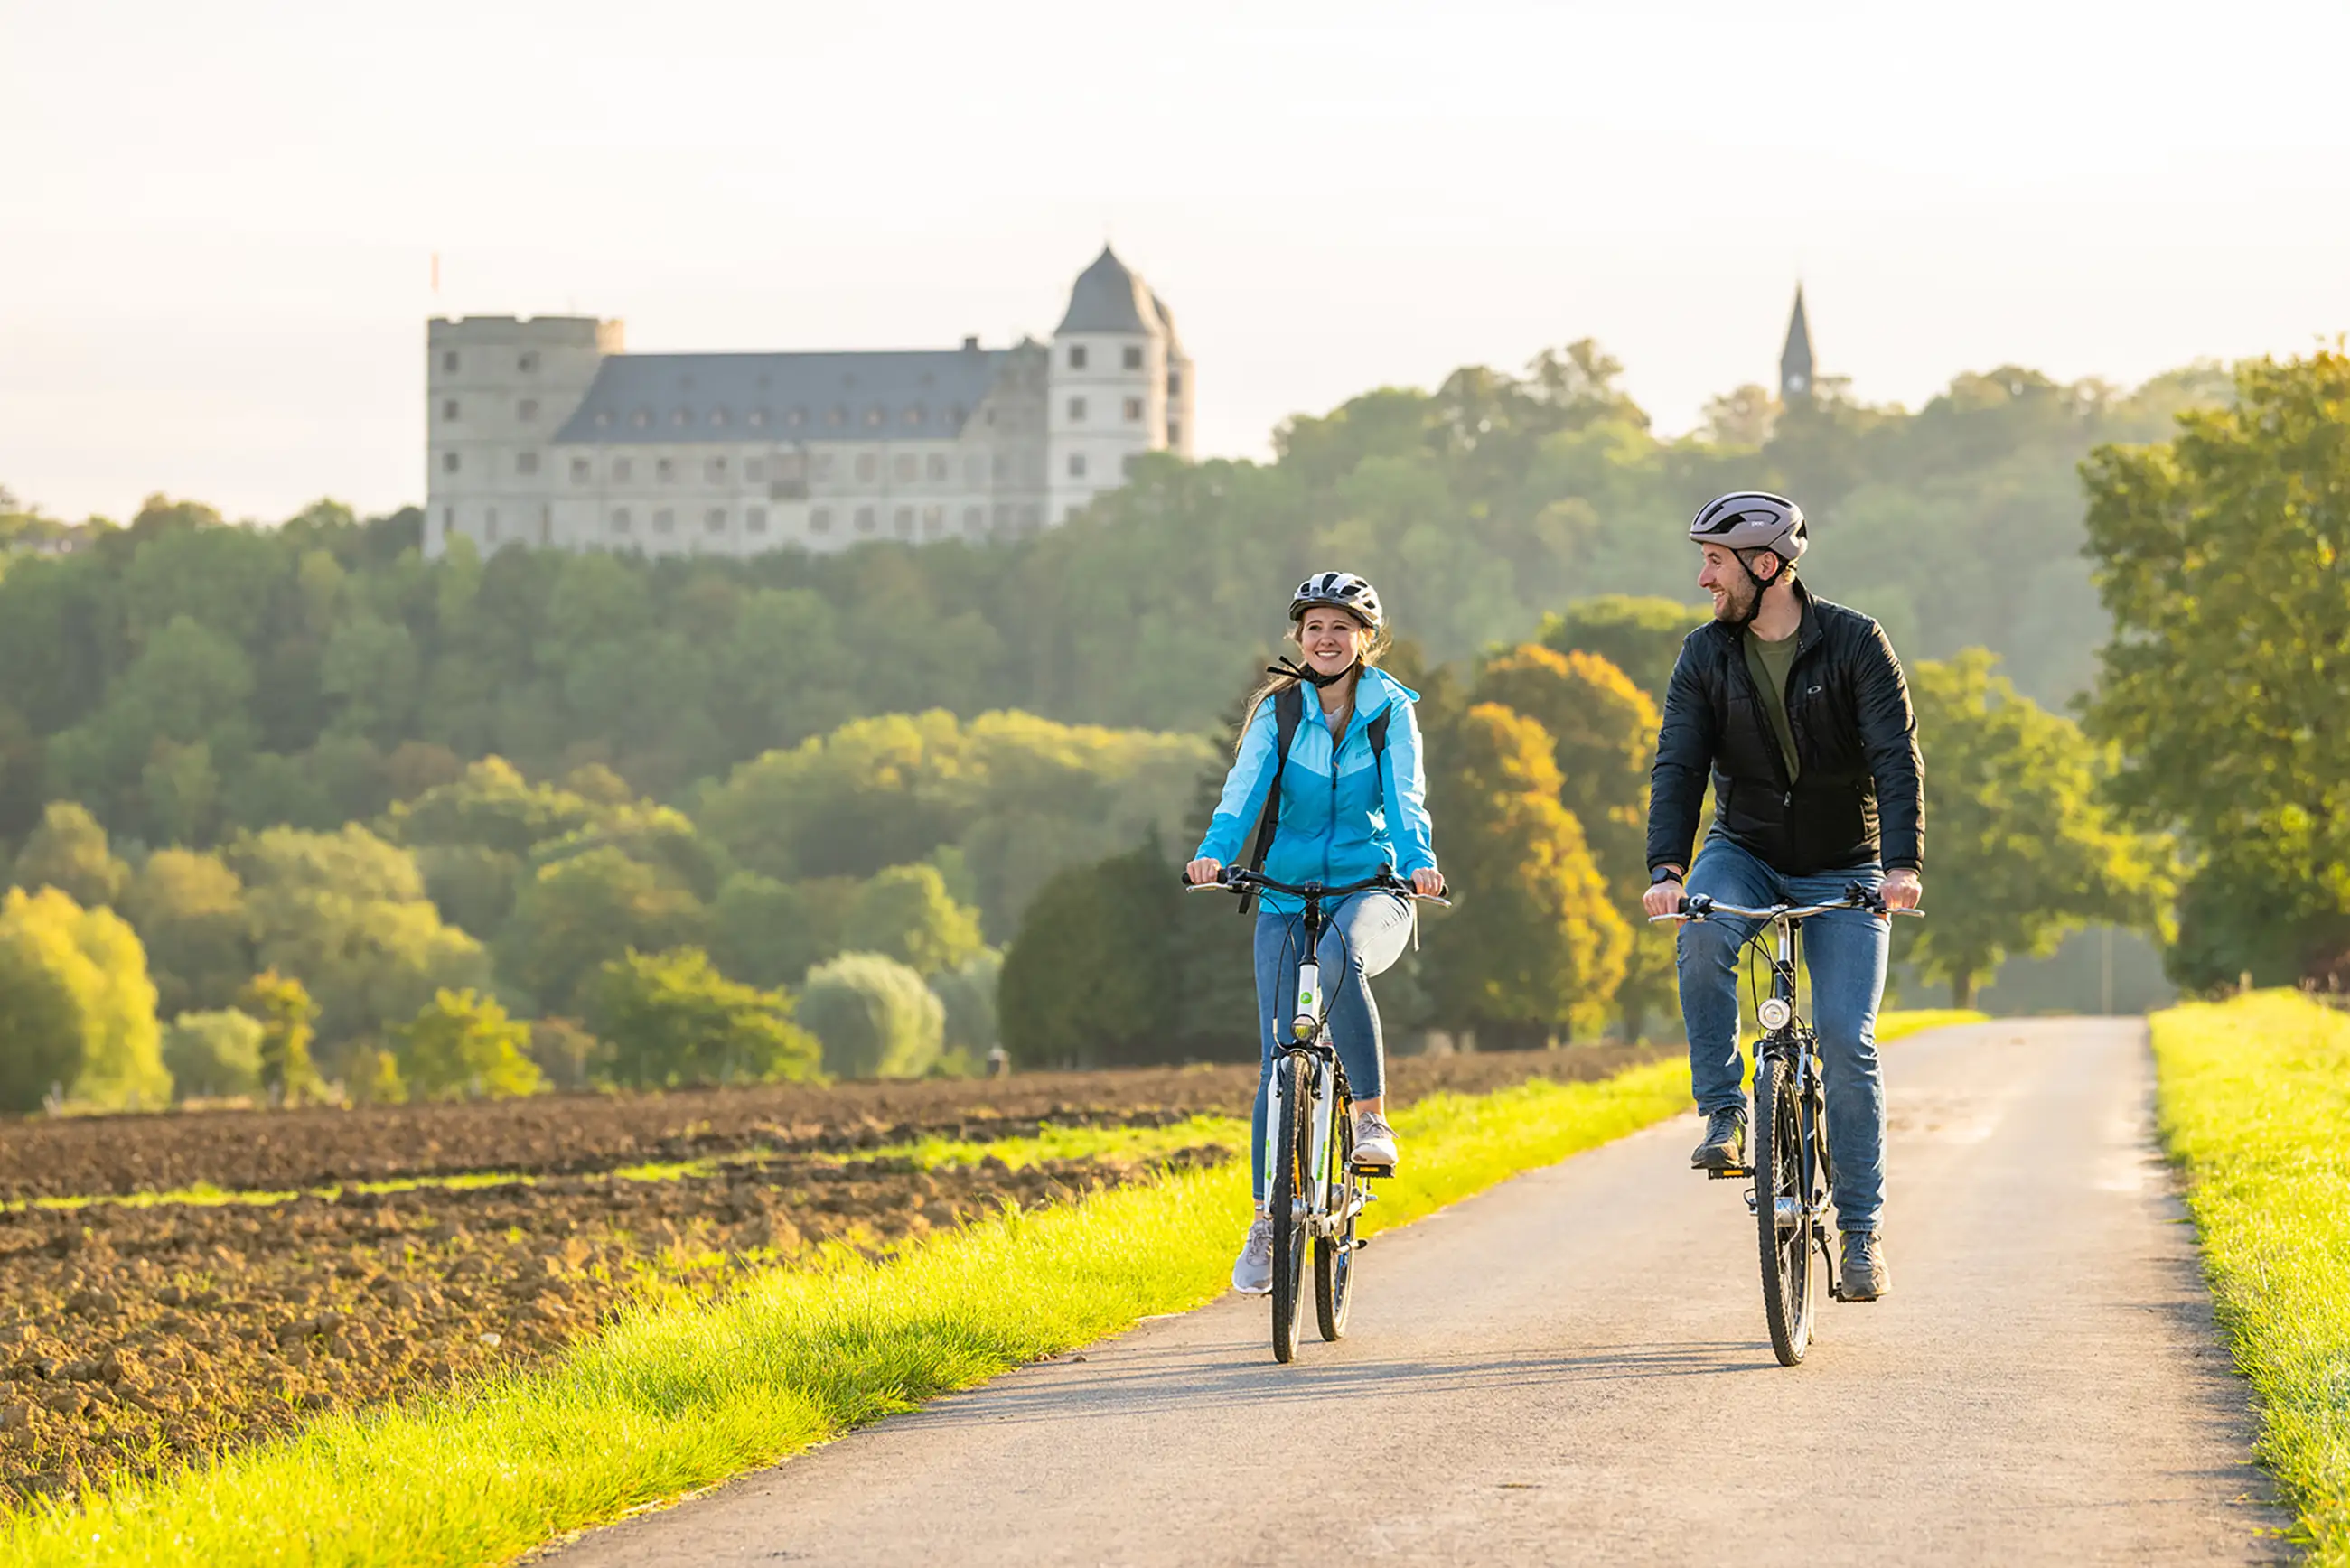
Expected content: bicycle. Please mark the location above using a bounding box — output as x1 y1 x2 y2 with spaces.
1651 882 1921 1366
1187 866 1447 1363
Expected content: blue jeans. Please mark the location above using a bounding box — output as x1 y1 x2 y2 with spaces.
1677 834 1889 1234
1250 893 1414 1204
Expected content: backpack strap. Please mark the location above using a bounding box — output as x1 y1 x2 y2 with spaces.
1237 686 1303 915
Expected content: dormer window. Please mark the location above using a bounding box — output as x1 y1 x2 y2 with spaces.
947 404 966 425
789 407 807 426
595 410 613 428
711 408 729 427
903 405 923 425
865 406 885 427
671 409 691 427
748 408 767 427
1123 346 1143 370
632 409 652 428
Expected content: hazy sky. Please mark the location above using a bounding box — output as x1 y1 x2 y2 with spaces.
5 0 2347 523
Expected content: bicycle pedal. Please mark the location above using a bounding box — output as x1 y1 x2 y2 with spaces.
1350 1162 1396 1179
1707 1165 1754 1181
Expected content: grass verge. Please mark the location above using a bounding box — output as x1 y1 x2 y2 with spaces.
2152 990 2350 1563
1877 1008 1987 1043
1 1059 1691 1566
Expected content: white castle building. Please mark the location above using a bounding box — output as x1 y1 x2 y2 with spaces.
424 247 1195 560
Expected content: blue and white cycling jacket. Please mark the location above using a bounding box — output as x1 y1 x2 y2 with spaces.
1192 666 1437 916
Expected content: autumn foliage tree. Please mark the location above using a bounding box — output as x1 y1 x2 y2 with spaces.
1421 704 1629 1046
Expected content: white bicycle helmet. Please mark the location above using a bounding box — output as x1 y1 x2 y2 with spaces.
1689 491 1809 565
1288 570 1384 631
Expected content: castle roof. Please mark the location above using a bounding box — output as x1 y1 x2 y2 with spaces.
1056 246 1157 335
552 347 1008 445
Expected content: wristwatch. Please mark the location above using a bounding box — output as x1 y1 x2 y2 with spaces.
1649 866 1683 885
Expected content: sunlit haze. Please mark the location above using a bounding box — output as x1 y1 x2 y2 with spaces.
5 0 2347 522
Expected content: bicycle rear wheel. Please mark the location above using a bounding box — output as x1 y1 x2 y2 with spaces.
1269 1051 1311 1364
1315 1106 1358 1341
1753 1051 1817 1366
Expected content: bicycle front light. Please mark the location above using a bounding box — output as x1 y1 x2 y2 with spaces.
1757 997 1793 1031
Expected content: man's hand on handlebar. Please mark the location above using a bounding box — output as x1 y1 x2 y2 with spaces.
1641 869 1684 921
1184 857 1222 887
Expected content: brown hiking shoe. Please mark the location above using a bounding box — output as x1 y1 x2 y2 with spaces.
1840 1231 1891 1300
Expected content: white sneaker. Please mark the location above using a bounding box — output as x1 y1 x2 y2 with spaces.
1353 1111 1399 1169
1231 1215 1274 1294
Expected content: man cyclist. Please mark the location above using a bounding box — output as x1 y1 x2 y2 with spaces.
1641 492 1923 1301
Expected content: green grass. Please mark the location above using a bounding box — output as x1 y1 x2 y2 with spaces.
1877 1008 1988 1043
0 1059 1694 1566
2152 990 2350 1563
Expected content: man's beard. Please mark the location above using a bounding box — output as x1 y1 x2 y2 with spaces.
1712 574 1759 624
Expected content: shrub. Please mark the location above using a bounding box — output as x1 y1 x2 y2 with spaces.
162 1009 264 1099
588 947 819 1087
397 987 543 1101
797 952 944 1079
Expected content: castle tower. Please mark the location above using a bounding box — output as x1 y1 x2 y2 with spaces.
425 315 621 558
1047 247 1173 523
1779 285 1815 405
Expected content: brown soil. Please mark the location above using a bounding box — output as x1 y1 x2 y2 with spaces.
0 1045 1662 1203
0 1145 1222 1508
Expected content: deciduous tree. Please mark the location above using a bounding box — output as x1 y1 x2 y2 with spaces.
797 952 946 1079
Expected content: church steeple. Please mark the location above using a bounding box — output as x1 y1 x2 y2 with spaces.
1780 285 1815 404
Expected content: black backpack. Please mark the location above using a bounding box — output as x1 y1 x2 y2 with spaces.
1236 684 1392 915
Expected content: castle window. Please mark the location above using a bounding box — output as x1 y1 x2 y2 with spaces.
829 406 847 426
571 458 591 483
657 458 676 482
963 505 983 534
894 454 917 481
1167 372 1182 395
789 407 807 426
894 507 914 537
922 505 944 536
948 404 966 425
705 457 727 483
613 458 633 481
1167 420 1181 445
855 506 876 533
1068 345 1088 369
903 405 923 426
443 452 461 473
519 350 540 373
653 509 675 534
711 408 730 427
749 408 767 428
1067 397 1086 422
855 453 878 482
443 350 460 373
745 459 765 483
1123 397 1143 422
611 508 632 534
484 509 500 542
1068 453 1087 479
443 399 460 422
810 507 833 533
632 410 651 428
863 406 885 427
746 507 768 533
925 453 948 481
1123 346 1143 370
671 409 690 427
705 508 726 533
517 452 540 476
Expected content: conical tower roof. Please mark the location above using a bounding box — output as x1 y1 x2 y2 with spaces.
1780 285 1815 399
1056 246 1156 335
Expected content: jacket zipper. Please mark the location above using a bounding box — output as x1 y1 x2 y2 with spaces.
1732 626 1811 809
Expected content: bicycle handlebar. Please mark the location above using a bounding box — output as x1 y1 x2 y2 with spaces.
1647 881 1923 925
1183 866 1450 907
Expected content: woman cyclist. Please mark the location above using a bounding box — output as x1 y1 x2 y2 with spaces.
1184 572 1445 1295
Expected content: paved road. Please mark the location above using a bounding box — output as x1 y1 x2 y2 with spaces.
544 1020 2281 1566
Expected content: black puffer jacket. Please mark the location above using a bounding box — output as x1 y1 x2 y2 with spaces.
1646 583 1924 877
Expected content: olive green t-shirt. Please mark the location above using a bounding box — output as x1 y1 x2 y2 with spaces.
1743 627 1802 782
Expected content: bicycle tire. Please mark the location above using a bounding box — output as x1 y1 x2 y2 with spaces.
1269 1051 1311 1364
1753 1052 1816 1366
1315 1106 1358 1341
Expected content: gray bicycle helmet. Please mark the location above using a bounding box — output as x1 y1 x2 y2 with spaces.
1689 491 1809 565
1288 570 1384 631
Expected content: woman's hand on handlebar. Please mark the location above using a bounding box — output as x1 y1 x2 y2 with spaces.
1184 857 1223 887
1409 866 1445 898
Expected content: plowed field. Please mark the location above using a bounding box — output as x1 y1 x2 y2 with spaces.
0 1045 1660 1509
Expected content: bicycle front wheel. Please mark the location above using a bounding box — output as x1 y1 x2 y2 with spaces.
1269 1051 1311 1364
1753 1052 1817 1366
1315 1106 1358 1341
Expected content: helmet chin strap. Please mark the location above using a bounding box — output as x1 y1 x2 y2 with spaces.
1727 550 1783 630
1269 655 1359 689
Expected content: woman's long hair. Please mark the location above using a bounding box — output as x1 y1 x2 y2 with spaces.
1234 614 1394 755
